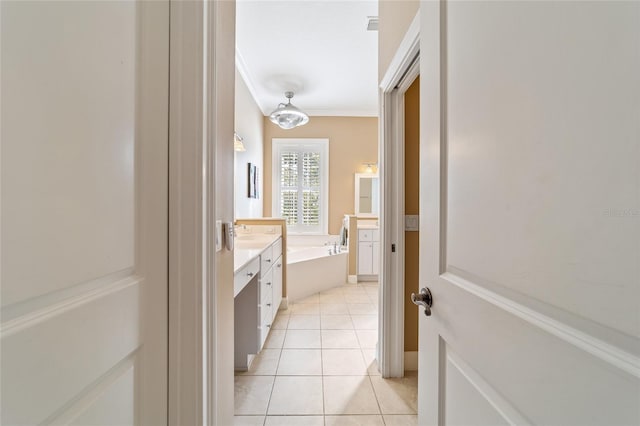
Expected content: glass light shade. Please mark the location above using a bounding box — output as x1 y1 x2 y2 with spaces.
269 95 310 130
234 133 246 151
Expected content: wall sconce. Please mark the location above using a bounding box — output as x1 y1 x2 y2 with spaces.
363 162 377 173
234 132 246 152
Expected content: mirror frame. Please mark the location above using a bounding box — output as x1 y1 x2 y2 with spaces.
354 172 379 217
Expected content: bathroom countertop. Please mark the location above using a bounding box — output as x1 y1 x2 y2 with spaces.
234 233 281 273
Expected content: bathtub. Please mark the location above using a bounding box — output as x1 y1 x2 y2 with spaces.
286 236 348 302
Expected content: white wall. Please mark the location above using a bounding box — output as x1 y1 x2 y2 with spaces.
234 68 264 218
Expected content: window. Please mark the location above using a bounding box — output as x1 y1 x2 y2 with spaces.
272 139 329 234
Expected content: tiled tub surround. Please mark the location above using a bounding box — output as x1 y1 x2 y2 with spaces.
234 282 418 426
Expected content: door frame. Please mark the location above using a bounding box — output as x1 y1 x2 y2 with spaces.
168 1 235 425
378 12 420 378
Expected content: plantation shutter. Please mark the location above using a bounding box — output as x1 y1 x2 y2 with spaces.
280 151 298 226
274 139 328 234
301 152 320 226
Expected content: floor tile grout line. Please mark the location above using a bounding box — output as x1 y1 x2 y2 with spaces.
262 312 288 421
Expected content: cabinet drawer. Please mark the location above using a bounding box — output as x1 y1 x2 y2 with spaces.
371 229 380 242
358 229 373 242
261 288 273 316
261 245 274 273
234 257 260 297
260 268 273 302
272 238 283 259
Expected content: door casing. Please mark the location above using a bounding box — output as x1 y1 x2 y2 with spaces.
378 11 420 378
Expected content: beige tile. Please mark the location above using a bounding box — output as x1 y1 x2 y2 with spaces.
283 329 321 349
267 376 323 415
264 416 324 426
342 287 368 296
293 293 320 304
276 349 322 375
356 330 378 349
347 303 377 315
234 415 265 425
320 293 345 304
287 314 320 330
272 314 290 330
350 315 378 330
320 286 344 295
324 415 385 425
264 329 286 349
361 349 380 376
321 329 360 349
238 349 281 376
319 303 349 315
322 349 368 375
234 376 275 415
323 376 380 415
344 293 369 304
370 374 418 414
321 315 354 330
365 287 379 298
290 303 320 315
383 415 418 425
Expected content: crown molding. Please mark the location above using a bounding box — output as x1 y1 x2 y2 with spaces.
235 49 270 116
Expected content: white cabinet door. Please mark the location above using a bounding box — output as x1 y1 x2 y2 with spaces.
358 242 373 274
272 256 283 320
1 2 169 424
371 241 380 276
419 2 640 425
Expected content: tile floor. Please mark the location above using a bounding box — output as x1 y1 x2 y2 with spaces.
234 282 418 426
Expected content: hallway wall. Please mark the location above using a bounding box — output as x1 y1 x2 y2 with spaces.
378 0 419 81
263 117 378 235
404 77 420 352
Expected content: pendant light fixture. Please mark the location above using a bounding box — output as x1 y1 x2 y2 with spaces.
269 91 310 130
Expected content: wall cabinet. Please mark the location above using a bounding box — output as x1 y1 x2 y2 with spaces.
357 228 380 277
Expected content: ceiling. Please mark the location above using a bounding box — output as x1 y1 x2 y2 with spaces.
236 0 379 117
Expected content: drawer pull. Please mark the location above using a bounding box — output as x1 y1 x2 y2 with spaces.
266 324 271 328
277 263 282 268
265 258 272 263
247 272 254 277
266 303 271 307
267 282 272 286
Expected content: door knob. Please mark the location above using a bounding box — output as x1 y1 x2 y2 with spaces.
411 287 433 316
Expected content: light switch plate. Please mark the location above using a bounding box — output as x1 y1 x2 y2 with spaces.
215 220 222 252
405 215 419 231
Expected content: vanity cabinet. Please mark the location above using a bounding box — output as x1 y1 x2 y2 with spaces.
234 234 283 370
357 228 380 277
258 238 283 346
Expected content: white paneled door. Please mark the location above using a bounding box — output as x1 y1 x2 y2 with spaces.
419 1 639 425
1 1 169 424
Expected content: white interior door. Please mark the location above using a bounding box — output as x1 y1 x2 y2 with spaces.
1 1 169 424
418 1 639 425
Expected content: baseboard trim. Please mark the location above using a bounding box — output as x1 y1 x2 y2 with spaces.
279 297 289 310
348 275 358 284
404 351 418 371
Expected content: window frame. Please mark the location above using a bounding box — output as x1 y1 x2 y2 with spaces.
272 138 329 235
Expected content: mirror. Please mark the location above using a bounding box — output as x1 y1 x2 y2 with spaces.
355 173 379 216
